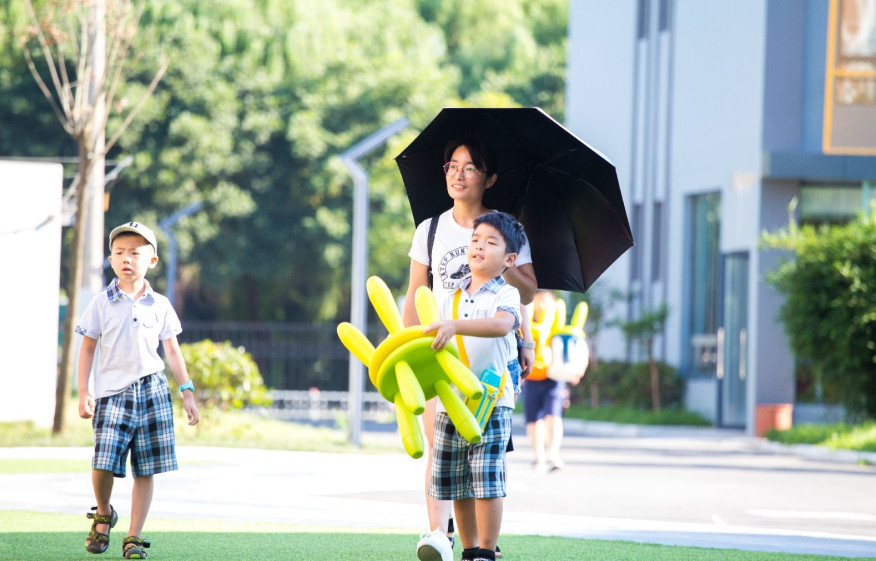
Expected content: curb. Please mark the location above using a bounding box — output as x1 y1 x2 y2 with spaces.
517 415 876 467
758 440 876 466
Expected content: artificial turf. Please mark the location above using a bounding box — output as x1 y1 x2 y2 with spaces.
1 510 872 561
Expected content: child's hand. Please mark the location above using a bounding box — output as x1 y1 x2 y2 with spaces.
423 320 457 350
78 393 95 419
182 394 200 426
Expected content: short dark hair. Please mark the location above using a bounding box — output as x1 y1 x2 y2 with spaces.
473 211 527 255
444 137 498 176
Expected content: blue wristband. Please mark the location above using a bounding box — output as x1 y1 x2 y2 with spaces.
179 380 195 393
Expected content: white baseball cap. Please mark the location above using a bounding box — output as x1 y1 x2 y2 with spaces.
109 222 158 252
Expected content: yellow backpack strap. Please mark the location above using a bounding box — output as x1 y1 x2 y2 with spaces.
454 288 509 399
452 288 470 367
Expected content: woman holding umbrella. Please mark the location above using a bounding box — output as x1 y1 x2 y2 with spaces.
403 137 537 561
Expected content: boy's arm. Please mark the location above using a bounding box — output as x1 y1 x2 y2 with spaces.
77 336 98 419
161 336 199 426
424 311 517 350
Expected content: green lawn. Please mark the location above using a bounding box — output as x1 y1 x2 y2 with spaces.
0 511 871 561
767 421 876 453
3 404 875 560
0 401 396 453
563 404 712 426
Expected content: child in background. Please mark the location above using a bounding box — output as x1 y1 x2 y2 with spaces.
521 290 570 473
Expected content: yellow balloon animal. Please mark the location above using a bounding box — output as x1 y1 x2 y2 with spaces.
528 294 590 383
337 276 485 459
546 300 590 383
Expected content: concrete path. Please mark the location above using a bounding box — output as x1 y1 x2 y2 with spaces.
1 419 875 558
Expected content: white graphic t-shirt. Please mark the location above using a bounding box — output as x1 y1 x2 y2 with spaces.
408 209 533 308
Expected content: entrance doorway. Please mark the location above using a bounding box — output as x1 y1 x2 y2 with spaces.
717 252 749 428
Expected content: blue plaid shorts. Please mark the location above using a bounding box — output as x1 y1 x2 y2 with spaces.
429 406 512 500
92 371 178 478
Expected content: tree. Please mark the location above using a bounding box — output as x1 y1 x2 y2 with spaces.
565 285 624 407
762 206 876 420
616 303 670 412
108 0 457 322
20 0 166 433
3 0 572 328
417 0 568 119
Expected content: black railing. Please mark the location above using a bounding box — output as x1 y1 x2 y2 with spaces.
178 321 388 391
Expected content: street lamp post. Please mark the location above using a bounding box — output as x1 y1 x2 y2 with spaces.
158 201 204 309
340 117 409 447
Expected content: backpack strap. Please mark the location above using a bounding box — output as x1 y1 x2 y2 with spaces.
426 215 439 290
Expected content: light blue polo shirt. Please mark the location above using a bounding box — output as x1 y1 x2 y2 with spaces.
76 278 181 399
436 276 520 411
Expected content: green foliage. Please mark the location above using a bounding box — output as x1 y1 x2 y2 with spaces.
767 421 876 453
573 360 685 410
762 208 876 419
616 303 670 346
178 340 270 410
564 404 711 427
2 0 570 324
416 0 568 118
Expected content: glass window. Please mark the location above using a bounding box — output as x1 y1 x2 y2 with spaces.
823 0 876 154
659 0 671 31
637 0 650 39
631 203 644 281
685 193 721 378
651 201 663 282
799 183 872 224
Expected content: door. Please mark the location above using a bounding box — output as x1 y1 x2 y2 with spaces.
717 252 748 428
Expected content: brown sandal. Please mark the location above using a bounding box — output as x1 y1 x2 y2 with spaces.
122 536 151 559
85 505 118 554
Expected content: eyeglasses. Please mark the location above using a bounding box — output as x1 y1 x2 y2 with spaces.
443 162 484 178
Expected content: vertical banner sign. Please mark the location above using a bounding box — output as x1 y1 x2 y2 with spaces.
823 0 876 155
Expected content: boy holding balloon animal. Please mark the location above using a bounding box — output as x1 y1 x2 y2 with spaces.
421 211 526 561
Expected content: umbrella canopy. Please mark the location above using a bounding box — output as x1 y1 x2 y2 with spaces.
395 107 634 293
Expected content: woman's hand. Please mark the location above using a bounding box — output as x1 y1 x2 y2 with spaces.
519 346 535 378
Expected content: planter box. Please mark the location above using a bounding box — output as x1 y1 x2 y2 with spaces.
755 403 793 437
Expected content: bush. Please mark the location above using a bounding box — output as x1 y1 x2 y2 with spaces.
572 360 685 410
762 208 876 419
177 340 271 410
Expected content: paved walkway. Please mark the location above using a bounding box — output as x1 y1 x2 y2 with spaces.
1 420 875 558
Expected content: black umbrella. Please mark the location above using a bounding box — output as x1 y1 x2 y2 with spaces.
395 107 634 293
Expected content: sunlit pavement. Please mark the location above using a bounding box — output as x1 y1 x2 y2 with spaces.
2 419 876 558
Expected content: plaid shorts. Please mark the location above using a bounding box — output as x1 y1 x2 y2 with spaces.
429 406 512 500
92 371 178 478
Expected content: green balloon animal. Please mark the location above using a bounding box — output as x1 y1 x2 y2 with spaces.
337 276 484 458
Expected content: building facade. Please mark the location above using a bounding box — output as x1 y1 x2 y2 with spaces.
566 0 876 432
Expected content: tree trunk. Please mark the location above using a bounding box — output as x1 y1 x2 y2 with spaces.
53 150 93 434
648 339 661 413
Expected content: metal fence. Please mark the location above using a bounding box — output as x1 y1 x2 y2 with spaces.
254 390 396 422
178 320 387 391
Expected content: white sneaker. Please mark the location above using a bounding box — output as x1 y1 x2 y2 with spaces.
417 528 453 561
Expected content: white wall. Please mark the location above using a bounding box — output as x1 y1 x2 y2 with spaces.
0 160 63 426
566 0 638 359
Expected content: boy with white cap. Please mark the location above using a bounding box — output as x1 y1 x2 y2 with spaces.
76 221 199 559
